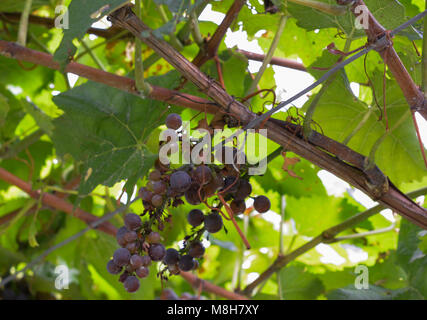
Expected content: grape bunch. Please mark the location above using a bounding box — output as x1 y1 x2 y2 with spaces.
107 113 271 293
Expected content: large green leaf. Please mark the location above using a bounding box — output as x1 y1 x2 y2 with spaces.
396 220 427 297
51 75 177 194
288 0 420 40
301 52 427 186
53 0 129 68
278 265 325 300
327 284 423 300
0 0 50 12
285 195 360 236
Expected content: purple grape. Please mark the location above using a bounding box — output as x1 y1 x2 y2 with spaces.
148 243 166 261
152 181 167 195
135 266 150 278
230 200 246 215
151 194 163 207
187 209 204 227
146 231 161 244
125 241 138 254
193 165 212 185
222 176 239 193
116 226 128 247
178 255 195 271
139 188 153 202
141 255 152 267
130 254 144 269
234 179 252 200
204 212 223 233
184 184 204 205
113 248 131 267
124 275 140 293
124 230 138 243
188 241 205 258
107 259 122 275
149 169 162 181
163 248 181 265
253 195 271 213
165 113 182 130
170 171 192 193
124 213 142 231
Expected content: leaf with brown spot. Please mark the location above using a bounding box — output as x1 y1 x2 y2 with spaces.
282 152 302 180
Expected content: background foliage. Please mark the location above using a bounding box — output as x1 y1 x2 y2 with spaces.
0 0 426 300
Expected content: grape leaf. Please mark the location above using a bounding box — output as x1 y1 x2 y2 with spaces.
52 75 176 194
53 0 129 68
301 52 427 186
288 0 421 40
0 0 50 12
278 265 325 300
326 284 422 300
396 219 427 297
285 195 360 236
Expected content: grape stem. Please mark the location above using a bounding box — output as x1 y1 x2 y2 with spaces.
217 193 251 250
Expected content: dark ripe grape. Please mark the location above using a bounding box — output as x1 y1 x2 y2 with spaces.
146 231 161 244
107 259 122 275
124 230 138 243
130 254 144 269
223 176 239 193
170 171 192 193
253 195 271 213
163 248 181 265
165 113 182 130
230 200 246 215
116 226 128 247
152 181 167 195
135 266 150 278
149 169 161 181
113 248 131 267
184 184 204 205
202 183 216 198
124 276 140 293
119 272 129 283
187 209 204 227
178 254 195 271
193 165 212 185
141 255 152 267
125 241 139 254
188 241 205 258
148 243 166 261
161 288 180 300
124 213 142 231
139 188 153 202
151 194 163 207
234 179 252 200
203 172 223 197
204 212 223 233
